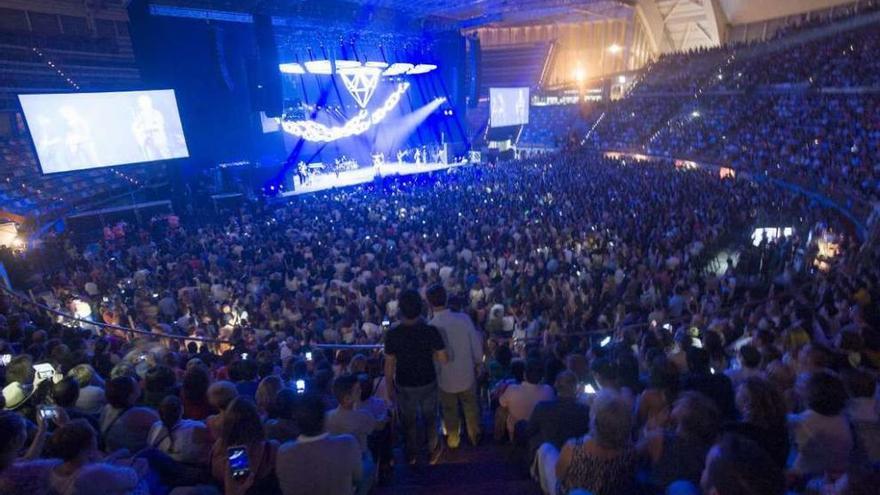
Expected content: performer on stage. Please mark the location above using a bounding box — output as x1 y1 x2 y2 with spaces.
297 161 308 185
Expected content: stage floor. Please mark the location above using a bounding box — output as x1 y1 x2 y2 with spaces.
282 161 468 196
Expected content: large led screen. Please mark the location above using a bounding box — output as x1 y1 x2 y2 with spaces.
489 87 529 128
19 89 189 174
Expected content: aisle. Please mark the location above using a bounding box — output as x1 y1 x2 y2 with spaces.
374 435 542 495
366 380 544 494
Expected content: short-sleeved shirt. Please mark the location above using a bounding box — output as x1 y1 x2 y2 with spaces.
384 321 445 387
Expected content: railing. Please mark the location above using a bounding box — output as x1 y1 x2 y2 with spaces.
1 279 784 352
0 284 233 346
0 283 387 352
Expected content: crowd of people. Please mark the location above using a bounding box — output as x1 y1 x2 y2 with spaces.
0 9 879 495
0 146 877 495
586 17 880 214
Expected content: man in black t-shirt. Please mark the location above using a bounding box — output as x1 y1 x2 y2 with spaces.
384 290 448 464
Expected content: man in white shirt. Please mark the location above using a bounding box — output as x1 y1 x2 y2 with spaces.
427 285 483 449
499 359 554 442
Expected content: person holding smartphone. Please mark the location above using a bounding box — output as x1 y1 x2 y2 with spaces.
0 409 64 493
210 397 280 495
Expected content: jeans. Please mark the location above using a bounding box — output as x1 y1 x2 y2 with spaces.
439 386 481 448
397 381 440 459
356 452 376 495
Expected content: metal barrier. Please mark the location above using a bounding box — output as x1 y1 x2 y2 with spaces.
1 276 796 352
0 285 233 346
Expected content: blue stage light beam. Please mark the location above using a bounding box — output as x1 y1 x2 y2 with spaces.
373 97 447 154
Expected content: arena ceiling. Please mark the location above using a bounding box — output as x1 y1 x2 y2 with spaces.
145 0 861 51
339 0 636 22
340 0 856 23
338 0 858 50
148 1 859 27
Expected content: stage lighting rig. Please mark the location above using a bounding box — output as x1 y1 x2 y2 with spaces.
276 57 439 142
280 82 410 142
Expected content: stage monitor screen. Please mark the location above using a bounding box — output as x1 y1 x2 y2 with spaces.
489 87 529 128
19 90 189 174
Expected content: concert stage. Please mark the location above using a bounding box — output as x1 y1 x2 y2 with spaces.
281 160 469 196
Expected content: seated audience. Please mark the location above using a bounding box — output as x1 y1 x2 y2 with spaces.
325 374 378 495
0 410 54 493
638 391 721 489
210 397 279 495
46 419 147 494
788 370 853 478
66 365 106 416
538 390 637 495
205 381 238 440
680 348 737 420
499 358 555 442
263 389 300 443
255 376 284 419
700 433 786 495
525 371 590 462
842 369 880 463
51 378 100 434
180 364 212 421
724 377 790 468
276 393 362 495
147 396 212 468
99 376 160 453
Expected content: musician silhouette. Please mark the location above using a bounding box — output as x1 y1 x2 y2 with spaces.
59 105 98 168
131 95 171 161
